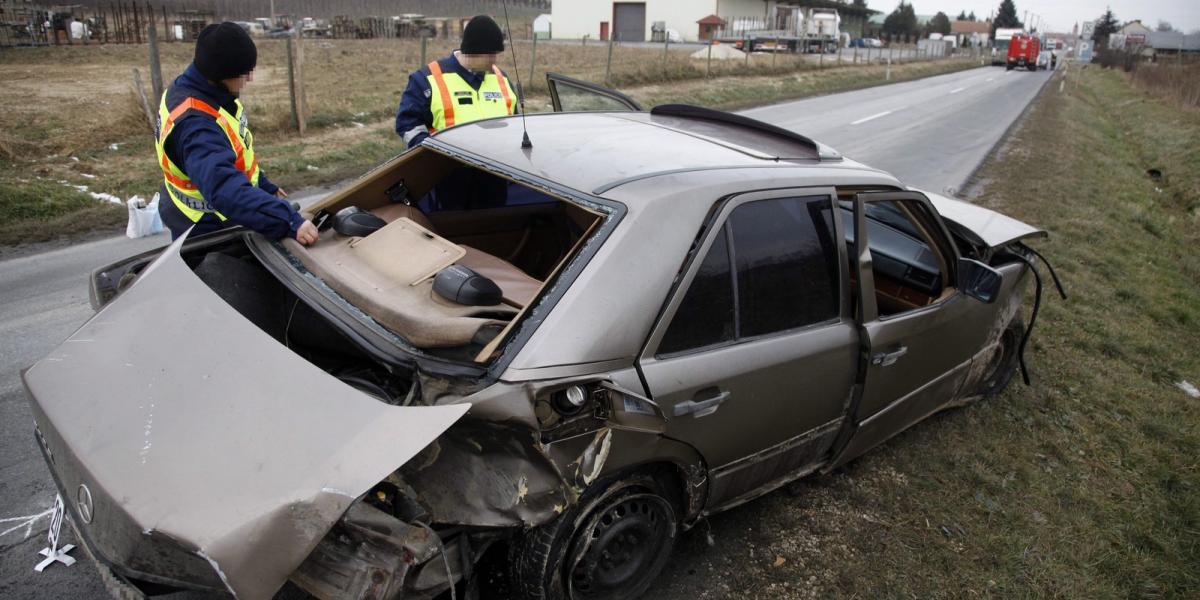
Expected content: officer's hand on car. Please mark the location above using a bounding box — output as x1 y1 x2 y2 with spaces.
294 220 319 246
275 188 288 199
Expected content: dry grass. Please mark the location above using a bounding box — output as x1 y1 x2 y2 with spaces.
0 39 973 246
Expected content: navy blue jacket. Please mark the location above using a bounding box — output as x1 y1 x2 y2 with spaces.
159 64 303 240
395 54 517 148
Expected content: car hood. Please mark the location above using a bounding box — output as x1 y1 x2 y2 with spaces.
921 190 1047 249
23 234 468 599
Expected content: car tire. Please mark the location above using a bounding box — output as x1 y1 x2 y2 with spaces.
976 319 1024 398
508 472 679 600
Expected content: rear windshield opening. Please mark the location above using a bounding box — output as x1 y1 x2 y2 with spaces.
283 147 607 363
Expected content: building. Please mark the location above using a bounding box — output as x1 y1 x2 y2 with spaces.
950 19 990 47
550 0 875 43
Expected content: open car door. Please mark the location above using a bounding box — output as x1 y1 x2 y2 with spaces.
546 72 643 112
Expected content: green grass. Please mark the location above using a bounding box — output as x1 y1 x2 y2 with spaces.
652 65 1200 599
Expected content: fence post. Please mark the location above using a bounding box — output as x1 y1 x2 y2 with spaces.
605 35 615 85
662 36 669 76
287 34 307 136
132 1 141 44
420 35 426 66
131 68 157 133
707 42 712 77
162 5 169 42
147 5 162 102
853 45 858 64
530 35 538 85
886 55 891 80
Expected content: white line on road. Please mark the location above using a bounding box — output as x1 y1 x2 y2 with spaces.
850 110 893 125
949 87 966 94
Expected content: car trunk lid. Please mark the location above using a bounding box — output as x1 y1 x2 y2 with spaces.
23 235 468 599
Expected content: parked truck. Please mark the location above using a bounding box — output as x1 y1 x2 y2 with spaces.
1006 33 1040 70
992 27 1022 65
736 6 841 53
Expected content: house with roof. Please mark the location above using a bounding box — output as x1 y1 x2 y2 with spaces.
950 19 990 47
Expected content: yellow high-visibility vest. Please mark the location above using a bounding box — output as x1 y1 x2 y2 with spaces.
425 61 516 132
154 93 260 223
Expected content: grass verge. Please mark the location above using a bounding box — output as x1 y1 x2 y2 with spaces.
650 65 1200 599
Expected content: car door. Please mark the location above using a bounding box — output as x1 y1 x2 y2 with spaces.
831 190 983 465
545 72 644 112
637 189 858 511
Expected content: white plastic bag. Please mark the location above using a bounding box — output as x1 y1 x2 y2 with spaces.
125 193 164 239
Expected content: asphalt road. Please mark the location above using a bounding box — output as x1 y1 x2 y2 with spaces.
0 64 1051 598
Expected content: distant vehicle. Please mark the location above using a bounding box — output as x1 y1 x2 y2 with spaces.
737 6 841 53
1006 33 1040 71
992 27 1023 65
1037 50 1051 70
850 37 883 48
232 21 265 36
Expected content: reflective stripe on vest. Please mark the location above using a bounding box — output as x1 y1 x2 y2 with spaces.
154 93 260 223
425 60 516 133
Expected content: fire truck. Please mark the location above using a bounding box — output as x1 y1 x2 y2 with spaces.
1006 33 1040 71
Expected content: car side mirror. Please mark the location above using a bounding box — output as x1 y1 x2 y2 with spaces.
959 258 1003 304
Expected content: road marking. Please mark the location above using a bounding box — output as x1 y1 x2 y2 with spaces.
850 110 892 125
949 87 966 94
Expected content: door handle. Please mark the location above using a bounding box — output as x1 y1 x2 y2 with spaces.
673 390 730 418
871 345 908 367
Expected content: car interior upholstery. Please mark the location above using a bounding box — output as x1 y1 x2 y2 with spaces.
284 150 603 351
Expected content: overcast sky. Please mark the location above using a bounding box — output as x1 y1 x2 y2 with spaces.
865 0 1200 35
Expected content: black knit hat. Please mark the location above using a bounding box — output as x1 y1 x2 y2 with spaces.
194 22 257 81
461 15 504 54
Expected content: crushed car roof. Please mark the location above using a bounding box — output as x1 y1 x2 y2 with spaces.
429 111 884 197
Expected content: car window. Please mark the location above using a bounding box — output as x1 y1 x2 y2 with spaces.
841 198 950 316
658 228 734 354
730 197 839 337
658 195 839 355
554 81 641 112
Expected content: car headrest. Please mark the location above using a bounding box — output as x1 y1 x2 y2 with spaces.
333 206 387 238
433 265 502 306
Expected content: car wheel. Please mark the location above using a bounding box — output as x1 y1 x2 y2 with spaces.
976 319 1024 398
509 473 679 600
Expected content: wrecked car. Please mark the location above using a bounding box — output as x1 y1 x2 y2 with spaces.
24 75 1061 600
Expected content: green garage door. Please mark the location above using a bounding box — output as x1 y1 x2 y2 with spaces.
613 2 646 42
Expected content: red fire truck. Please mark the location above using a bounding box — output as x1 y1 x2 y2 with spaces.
1006 33 1040 71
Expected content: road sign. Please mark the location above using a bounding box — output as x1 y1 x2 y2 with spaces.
1076 40 1093 63
1081 21 1095 40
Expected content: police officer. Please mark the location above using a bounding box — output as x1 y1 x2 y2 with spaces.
157 22 318 244
394 15 518 148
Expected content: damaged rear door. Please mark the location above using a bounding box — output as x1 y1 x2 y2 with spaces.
638 189 857 511
23 234 468 600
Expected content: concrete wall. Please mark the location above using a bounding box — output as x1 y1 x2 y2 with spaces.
550 0 765 42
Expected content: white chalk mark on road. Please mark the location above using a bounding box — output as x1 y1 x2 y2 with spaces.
0 507 55 540
949 87 966 94
851 110 893 125
987 77 996 82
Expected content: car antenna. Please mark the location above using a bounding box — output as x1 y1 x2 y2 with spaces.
500 0 532 149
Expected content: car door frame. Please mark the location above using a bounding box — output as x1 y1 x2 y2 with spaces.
636 186 859 512
546 72 644 112
830 189 981 466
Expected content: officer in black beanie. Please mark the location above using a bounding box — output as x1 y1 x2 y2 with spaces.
394 15 518 210
156 23 318 244
395 15 518 150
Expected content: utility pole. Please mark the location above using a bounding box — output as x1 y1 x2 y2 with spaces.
270 0 275 27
